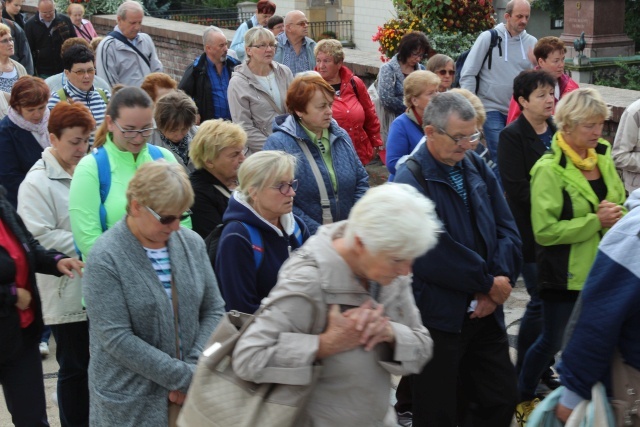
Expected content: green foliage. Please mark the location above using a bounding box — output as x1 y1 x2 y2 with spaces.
55 0 168 16
428 32 478 59
594 61 640 91
529 0 564 19
625 0 640 51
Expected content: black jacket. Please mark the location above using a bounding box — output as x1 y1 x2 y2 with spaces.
189 168 232 239
2 9 26 29
2 17 33 75
0 186 66 363
24 12 75 76
497 114 556 262
178 53 239 121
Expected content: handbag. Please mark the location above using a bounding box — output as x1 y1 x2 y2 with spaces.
367 78 396 146
177 292 322 427
611 350 640 427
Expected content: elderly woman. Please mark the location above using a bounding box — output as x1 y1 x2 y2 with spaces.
0 23 27 97
386 70 439 180
17 102 95 426
232 183 439 426
506 36 579 125
516 88 627 422
148 91 198 172
67 4 98 41
0 75 50 207
314 39 382 166
140 72 178 103
229 27 293 155
83 161 225 427
0 184 83 427
264 72 369 234
215 150 309 313
189 119 246 239
426 54 455 92
69 87 186 258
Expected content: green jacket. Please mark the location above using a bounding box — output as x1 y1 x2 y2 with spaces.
69 136 191 258
530 137 626 294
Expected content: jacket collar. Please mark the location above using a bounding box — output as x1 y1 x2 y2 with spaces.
27 147 72 181
272 113 349 144
227 190 297 237
513 114 556 157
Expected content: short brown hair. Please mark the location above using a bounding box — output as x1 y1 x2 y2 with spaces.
48 101 96 138
534 36 566 61
0 23 10 39
154 91 197 133
61 37 91 57
140 72 177 102
314 39 344 63
10 76 50 110
286 72 334 118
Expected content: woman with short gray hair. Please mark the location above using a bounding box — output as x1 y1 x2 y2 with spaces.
83 160 225 427
215 150 309 313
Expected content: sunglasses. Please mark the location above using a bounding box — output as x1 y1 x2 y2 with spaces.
437 69 456 76
145 206 191 225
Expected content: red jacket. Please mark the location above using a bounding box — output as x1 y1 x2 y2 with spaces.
324 66 383 165
506 72 579 125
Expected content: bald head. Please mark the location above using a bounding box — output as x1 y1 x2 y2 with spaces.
38 0 55 23
284 10 308 42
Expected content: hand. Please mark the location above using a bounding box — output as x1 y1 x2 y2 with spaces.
317 305 362 359
343 300 395 351
57 258 84 279
15 288 31 310
488 276 512 305
556 403 573 423
597 200 623 228
168 390 186 405
470 293 497 319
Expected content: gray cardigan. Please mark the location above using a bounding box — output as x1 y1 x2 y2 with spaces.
84 219 225 427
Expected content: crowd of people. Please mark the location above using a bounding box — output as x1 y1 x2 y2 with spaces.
1 0 639 426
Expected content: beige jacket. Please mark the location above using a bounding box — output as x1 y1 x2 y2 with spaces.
232 221 433 427
228 61 293 155
613 98 640 193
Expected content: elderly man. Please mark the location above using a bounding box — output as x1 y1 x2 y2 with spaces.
394 92 522 427
229 0 275 62
273 10 316 75
24 0 74 77
96 0 162 86
179 26 239 122
460 0 536 178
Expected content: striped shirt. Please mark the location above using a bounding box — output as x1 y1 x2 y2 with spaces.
144 246 172 300
448 165 468 210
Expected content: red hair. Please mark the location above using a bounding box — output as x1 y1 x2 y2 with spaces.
140 72 177 102
286 73 334 117
9 76 50 110
48 101 96 138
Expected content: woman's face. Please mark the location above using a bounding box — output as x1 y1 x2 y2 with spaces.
69 5 83 26
411 84 438 115
50 126 90 170
107 107 154 155
315 51 341 83
405 49 425 69
538 49 565 79
206 144 245 183
162 126 190 144
130 200 184 249
296 89 333 134
520 84 554 120
18 102 47 124
354 239 413 286
0 32 15 58
246 37 276 66
435 62 455 91
252 174 296 221
566 118 605 150
5 0 22 17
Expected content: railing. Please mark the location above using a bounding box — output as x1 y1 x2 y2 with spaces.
149 6 252 29
308 20 353 44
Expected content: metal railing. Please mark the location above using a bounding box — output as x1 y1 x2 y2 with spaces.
149 7 252 29
308 20 353 44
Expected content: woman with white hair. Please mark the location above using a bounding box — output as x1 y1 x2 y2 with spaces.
215 150 309 313
232 182 439 426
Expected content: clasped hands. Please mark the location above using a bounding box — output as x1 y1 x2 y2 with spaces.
470 275 512 319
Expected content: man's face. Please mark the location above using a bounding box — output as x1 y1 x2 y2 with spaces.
426 114 477 166
205 31 228 64
286 12 309 41
117 9 143 40
38 0 55 23
505 1 530 35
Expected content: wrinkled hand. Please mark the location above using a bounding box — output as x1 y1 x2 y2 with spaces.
555 403 572 423
343 300 395 351
15 288 31 310
488 275 512 305
57 258 84 279
470 293 497 319
597 200 623 229
317 305 362 359
169 390 186 405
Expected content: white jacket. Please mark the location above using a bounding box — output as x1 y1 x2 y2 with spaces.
613 98 640 193
17 148 85 325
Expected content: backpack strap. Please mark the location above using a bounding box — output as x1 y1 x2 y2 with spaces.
293 219 303 246
96 88 108 104
246 18 253 30
91 146 111 232
147 143 163 160
57 88 68 102
239 222 263 269
406 157 429 196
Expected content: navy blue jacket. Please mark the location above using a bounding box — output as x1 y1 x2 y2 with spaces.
264 115 369 234
215 192 309 314
0 116 45 208
394 144 522 333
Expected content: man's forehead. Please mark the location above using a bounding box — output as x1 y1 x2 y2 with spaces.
509 3 530 16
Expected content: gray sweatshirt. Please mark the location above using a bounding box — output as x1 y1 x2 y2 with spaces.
460 23 537 114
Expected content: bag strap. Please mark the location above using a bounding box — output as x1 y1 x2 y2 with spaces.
74 23 92 41
96 88 108 104
57 88 68 102
91 146 111 232
406 157 429 196
293 219 303 246
245 18 253 30
213 184 231 199
107 31 151 69
170 275 181 360
296 138 333 225
239 221 263 269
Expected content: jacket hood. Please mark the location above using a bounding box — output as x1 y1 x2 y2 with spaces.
626 189 640 211
223 190 297 237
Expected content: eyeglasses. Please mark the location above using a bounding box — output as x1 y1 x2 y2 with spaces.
145 206 191 225
251 43 277 50
0 37 14 44
437 128 481 145
271 179 298 195
410 51 425 59
437 69 455 76
294 21 309 27
69 68 96 76
113 120 155 139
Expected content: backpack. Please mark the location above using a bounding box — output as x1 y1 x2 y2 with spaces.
57 87 108 105
245 18 253 30
453 29 502 93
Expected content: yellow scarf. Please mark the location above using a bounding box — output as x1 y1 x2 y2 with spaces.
556 132 598 171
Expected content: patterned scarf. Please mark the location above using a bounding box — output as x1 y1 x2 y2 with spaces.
556 131 598 171
7 107 50 149
159 131 190 166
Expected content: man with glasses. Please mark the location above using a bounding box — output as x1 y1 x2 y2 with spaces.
394 92 521 427
47 45 110 145
274 10 316 75
24 0 74 77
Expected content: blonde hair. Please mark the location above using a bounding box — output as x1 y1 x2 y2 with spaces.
0 23 10 39
189 119 247 169
450 88 486 127
126 160 194 214
237 150 296 199
66 3 84 15
554 88 610 133
244 27 275 60
314 39 344 63
403 70 440 107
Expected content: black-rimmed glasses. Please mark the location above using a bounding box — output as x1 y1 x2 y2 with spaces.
271 180 298 195
113 120 155 139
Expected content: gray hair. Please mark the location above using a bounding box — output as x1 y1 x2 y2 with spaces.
237 150 296 199
343 183 440 260
244 27 275 50
505 0 530 15
423 92 476 130
203 26 225 48
117 0 143 20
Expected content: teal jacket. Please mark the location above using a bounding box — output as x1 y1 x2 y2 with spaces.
530 136 626 295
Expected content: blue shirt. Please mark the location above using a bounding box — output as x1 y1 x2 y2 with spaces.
206 57 231 120
276 32 311 76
